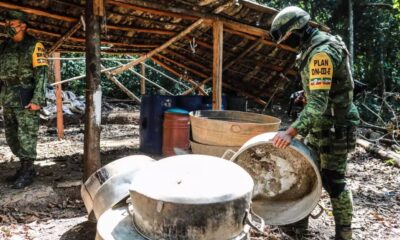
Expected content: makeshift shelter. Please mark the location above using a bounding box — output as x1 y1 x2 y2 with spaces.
0 0 328 104
0 0 328 179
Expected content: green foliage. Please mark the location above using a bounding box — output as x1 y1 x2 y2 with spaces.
257 0 400 94
60 53 189 99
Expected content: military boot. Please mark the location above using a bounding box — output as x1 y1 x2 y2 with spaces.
335 225 352 240
12 159 35 189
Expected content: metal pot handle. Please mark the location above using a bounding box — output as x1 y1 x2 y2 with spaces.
310 203 325 219
246 208 265 233
221 149 236 160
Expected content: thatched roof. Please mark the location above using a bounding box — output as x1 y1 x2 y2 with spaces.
0 0 328 103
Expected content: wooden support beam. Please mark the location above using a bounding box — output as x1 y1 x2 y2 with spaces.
151 57 207 96
127 68 173 96
224 28 297 53
107 0 198 20
106 25 176 36
48 20 82 55
53 53 64 140
0 1 76 22
155 54 209 79
101 65 141 103
0 22 160 49
83 0 102 181
212 21 223 110
119 0 270 38
140 63 146 95
111 19 205 75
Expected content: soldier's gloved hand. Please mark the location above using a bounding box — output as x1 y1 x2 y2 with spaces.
25 103 41 111
272 127 298 149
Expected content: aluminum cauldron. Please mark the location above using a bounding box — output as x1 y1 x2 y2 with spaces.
81 155 154 220
228 132 322 225
129 154 254 240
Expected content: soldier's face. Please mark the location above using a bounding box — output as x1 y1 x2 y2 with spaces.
5 20 27 36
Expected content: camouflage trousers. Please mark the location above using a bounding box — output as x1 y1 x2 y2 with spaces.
284 125 355 239
307 127 354 226
3 107 40 160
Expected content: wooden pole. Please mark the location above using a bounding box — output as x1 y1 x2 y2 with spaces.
141 63 146 95
53 52 64 140
212 21 223 110
83 0 102 181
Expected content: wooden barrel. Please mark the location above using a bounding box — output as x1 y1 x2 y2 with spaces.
190 110 281 147
162 109 190 156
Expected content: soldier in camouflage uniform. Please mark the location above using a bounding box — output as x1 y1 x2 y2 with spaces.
0 10 48 189
269 6 360 240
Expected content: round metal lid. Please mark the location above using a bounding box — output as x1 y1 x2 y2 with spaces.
96 206 145 240
129 154 254 204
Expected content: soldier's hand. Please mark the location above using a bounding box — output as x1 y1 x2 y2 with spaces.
25 103 41 111
272 127 298 149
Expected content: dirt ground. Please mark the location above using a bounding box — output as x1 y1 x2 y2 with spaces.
0 109 399 240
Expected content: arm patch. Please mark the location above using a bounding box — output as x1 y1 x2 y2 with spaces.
308 52 333 90
32 42 48 68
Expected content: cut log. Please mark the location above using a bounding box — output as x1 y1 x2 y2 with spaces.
356 138 400 167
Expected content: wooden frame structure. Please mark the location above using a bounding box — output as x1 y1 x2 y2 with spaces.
0 0 329 179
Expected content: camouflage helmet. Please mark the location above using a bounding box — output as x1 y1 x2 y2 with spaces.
270 6 310 44
2 10 28 23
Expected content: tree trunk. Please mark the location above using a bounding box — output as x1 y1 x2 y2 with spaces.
348 0 354 69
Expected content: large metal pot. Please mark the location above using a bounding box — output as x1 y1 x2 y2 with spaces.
228 132 322 225
129 155 254 240
81 155 154 220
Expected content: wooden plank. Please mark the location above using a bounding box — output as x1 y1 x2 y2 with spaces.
101 65 141 103
83 0 102 181
212 21 223 110
120 0 270 39
151 57 207 96
0 2 76 22
140 63 146 95
111 18 205 75
53 52 64 140
48 21 82 55
106 25 176 36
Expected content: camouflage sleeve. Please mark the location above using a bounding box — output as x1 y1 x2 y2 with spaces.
30 65 48 106
30 42 48 106
291 51 336 136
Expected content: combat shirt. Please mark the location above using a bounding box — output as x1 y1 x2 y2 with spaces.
291 30 360 137
0 34 48 108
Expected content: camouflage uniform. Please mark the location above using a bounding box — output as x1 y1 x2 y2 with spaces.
289 29 360 239
0 11 48 188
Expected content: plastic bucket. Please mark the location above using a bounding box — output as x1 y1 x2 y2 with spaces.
228 132 322 225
